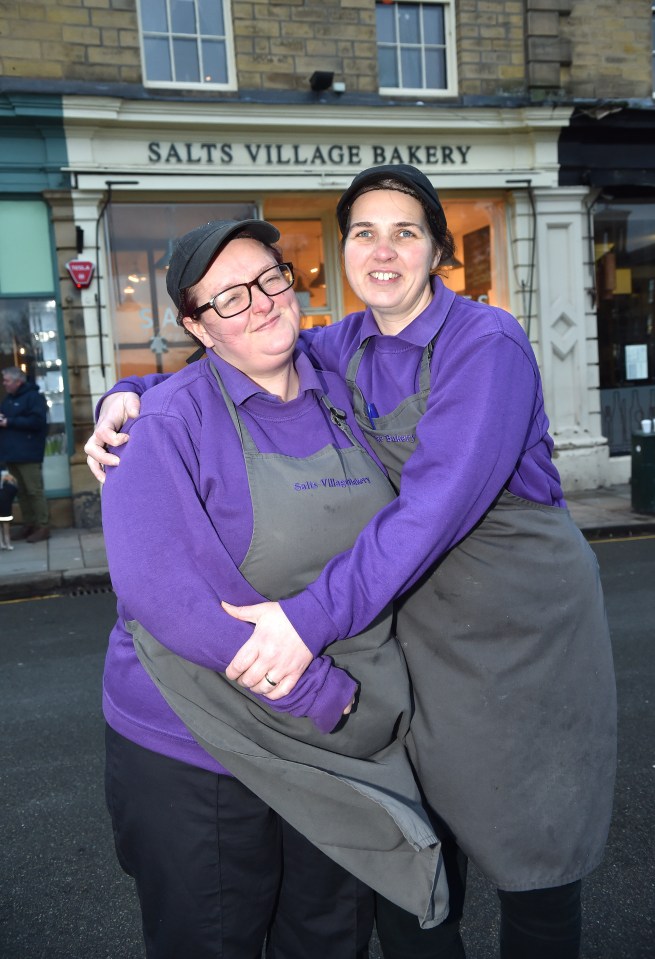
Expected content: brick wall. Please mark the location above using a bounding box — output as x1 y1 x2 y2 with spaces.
564 0 652 99
233 0 378 93
0 0 142 84
456 0 527 97
0 0 651 101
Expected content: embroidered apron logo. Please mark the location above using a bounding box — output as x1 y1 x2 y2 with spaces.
372 433 417 444
294 476 372 491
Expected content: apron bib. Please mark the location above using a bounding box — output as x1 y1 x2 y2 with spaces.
130 365 448 926
346 336 617 890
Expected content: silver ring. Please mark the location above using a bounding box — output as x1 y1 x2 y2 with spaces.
264 673 278 687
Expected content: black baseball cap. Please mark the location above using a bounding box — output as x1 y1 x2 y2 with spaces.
166 218 281 308
336 164 447 238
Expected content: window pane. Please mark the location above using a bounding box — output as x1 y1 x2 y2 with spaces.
267 220 328 311
398 5 420 44
423 4 445 44
378 46 398 87
202 40 227 84
425 49 447 88
401 47 422 88
199 0 224 35
171 0 197 35
141 0 168 33
174 38 200 82
144 37 172 81
376 4 396 43
0 297 70 493
0 201 53 294
107 203 258 378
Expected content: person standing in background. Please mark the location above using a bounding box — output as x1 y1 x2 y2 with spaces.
0 367 50 543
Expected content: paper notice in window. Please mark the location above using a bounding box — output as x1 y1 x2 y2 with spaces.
625 344 648 381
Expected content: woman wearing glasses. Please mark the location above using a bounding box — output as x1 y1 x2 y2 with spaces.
99 218 445 959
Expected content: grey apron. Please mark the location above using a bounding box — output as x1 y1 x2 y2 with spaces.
130 365 448 927
346 337 617 890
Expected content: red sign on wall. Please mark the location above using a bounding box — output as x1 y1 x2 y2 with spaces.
66 260 95 288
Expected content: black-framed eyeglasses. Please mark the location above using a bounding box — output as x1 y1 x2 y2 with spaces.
192 262 295 320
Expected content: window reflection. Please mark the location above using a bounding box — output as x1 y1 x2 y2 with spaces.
0 297 69 492
267 219 331 328
595 196 655 453
107 203 257 377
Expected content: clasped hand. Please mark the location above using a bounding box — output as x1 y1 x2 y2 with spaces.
222 600 314 698
222 601 355 717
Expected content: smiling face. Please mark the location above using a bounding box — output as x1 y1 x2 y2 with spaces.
182 238 300 384
343 189 441 334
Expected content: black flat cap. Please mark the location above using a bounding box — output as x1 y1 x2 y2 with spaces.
166 219 280 308
336 164 447 238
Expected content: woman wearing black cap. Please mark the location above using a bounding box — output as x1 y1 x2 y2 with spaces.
89 166 616 959
98 217 447 959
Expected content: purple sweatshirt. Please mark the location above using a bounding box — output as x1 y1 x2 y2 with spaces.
102 351 383 774
106 278 564 664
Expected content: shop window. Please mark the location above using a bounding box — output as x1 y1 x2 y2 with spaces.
340 197 509 316
137 0 236 90
0 298 69 493
335 195 510 319
595 196 655 454
376 0 457 97
439 198 509 309
106 203 258 379
0 199 69 494
266 219 334 329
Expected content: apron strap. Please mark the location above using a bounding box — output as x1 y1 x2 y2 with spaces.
209 362 256 453
345 339 373 423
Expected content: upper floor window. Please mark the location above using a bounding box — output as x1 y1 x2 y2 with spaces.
138 0 236 90
376 0 456 97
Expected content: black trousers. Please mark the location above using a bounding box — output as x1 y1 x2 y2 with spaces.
105 726 374 959
375 832 582 959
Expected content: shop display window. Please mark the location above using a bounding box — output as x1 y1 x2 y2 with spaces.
106 202 258 378
0 199 69 494
340 196 509 316
266 219 333 328
0 298 69 493
107 196 509 378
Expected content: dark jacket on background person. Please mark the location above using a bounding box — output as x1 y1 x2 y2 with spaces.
0 381 48 463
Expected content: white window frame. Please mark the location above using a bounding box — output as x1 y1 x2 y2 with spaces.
136 0 237 91
376 0 457 98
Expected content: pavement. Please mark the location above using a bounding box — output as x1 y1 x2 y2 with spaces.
1 483 654 601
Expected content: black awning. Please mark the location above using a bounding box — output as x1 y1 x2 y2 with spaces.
558 108 655 188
